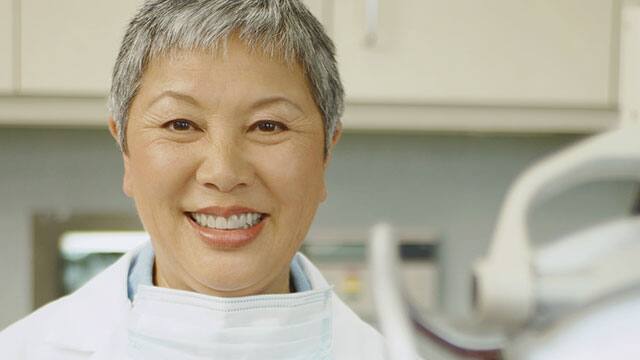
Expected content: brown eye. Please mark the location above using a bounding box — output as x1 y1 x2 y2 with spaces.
166 119 194 131
253 120 287 133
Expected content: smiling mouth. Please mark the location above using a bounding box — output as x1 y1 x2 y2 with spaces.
186 212 267 230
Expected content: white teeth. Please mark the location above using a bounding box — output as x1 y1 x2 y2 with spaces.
191 212 263 230
215 217 227 229
229 215 239 228
207 216 216 228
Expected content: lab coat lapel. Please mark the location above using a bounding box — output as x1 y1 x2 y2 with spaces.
43 248 138 357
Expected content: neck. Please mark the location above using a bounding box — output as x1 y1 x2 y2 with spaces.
153 259 292 297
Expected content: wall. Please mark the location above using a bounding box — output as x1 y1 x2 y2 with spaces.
0 128 635 329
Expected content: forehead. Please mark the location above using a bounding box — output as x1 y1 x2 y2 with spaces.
135 39 315 109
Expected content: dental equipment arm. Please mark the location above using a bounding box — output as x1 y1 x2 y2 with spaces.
370 125 640 358
369 224 419 360
370 224 505 359
535 217 640 308
473 125 640 329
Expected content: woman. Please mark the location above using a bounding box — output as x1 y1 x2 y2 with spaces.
0 0 387 359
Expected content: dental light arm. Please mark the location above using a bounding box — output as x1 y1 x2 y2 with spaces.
370 224 505 359
535 217 640 308
473 125 640 329
369 223 419 360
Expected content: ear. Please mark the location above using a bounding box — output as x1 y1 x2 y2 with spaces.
323 121 342 169
108 117 119 141
320 122 343 202
108 117 134 198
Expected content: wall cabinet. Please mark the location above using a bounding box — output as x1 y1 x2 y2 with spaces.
2 0 620 131
19 0 327 96
333 0 617 107
0 0 13 93
20 0 143 95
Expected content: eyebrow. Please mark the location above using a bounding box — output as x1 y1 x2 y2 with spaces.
251 95 305 114
148 90 305 114
148 90 201 108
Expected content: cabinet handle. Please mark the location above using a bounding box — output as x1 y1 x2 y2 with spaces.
364 0 378 47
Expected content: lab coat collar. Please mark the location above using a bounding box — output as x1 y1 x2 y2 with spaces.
295 252 330 289
41 247 329 355
43 245 141 354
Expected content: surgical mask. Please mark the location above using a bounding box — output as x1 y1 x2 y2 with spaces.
126 285 333 360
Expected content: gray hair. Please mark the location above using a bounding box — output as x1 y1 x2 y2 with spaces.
108 0 343 156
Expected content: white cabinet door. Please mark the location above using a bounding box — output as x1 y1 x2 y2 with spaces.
0 0 12 93
333 0 616 106
20 0 327 96
20 0 143 95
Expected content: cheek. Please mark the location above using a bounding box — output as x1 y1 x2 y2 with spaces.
258 140 326 214
128 142 196 209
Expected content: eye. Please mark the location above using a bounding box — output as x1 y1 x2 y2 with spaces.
164 119 196 131
251 120 288 133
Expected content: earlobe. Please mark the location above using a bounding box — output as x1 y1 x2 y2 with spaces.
331 122 343 147
122 154 134 198
110 117 134 198
324 122 343 169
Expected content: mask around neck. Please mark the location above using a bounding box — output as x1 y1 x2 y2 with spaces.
127 285 333 360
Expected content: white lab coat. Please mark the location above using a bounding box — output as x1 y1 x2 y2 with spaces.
0 247 387 359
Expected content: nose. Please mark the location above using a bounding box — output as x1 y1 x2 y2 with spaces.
195 134 254 193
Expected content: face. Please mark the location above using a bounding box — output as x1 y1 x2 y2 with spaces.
110 39 340 297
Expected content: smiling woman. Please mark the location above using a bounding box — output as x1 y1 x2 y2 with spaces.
122 44 329 297
0 1 389 359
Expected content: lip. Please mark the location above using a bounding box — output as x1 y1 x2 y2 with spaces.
185 210 268 250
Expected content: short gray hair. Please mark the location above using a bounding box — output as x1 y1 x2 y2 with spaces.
108 0 343 156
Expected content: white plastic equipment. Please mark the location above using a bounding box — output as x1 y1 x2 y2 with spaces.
473 125 640 329
370 2 640 357
369 125 640 359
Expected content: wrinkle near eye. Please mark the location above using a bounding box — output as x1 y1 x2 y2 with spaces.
252 111 313 130
138 111 171 128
